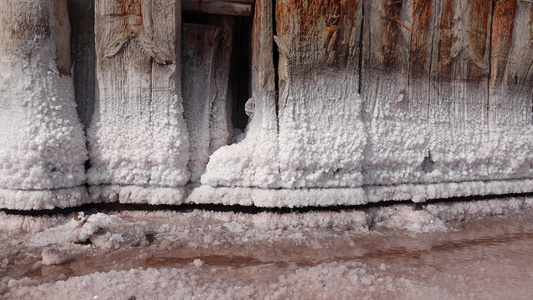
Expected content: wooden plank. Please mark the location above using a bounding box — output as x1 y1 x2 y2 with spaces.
206 16 235 155
0 0 88 202
89 0 190 189
182 0 252 16
489 0 533 126
361 0 418 186
275 0 365 188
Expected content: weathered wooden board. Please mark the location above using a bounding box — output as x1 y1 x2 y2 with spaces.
0 0 528 209
88 0 189 198
207 16 235 155
361 0 426 186
489 0 533 126
360 0 533 188
0 0 88 209
275 0 366 188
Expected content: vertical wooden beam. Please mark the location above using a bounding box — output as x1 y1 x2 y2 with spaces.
181 16 236 183
207 16 235 155
0 0 88 209
89 0 189 204
275 0 365 188
361 0 419 186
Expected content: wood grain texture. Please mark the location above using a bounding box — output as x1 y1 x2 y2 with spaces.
360 0 533 187
88 0 189 188
489 0 533 127
275 0 365 188
62 0 533 200
206 16 235 155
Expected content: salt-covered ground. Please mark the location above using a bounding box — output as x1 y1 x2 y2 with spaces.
1 196 532 299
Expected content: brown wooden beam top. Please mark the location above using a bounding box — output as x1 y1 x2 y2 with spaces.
182 0 253 17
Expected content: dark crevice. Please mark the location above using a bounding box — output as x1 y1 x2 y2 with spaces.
74 238 92 245
145 233 156 244
230 16 252 131
357 0 364 95
2 192 532 217
272 0 280 119
487 0 496 125
421 151 435 173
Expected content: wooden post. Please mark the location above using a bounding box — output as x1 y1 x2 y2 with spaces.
0 0 88 210
275 0 366 188
88 0 189 204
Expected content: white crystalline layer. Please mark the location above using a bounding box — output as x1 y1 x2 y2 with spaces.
189 185 367 207
2 262 470 299
189 179 533 207
0 5 87 203
363 118 533 186
87 93 189 188
89 185 187 205
201 92 281 188
278 73 366 188
0 187 90 210
203 86 533 204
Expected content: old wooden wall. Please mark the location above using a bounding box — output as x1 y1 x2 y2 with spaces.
37 0 532 208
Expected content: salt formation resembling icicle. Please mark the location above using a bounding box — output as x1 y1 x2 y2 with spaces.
87 0 190 204
0 0 88 210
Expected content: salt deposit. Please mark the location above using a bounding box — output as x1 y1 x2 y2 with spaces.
1 196 532 299
0 0 88 210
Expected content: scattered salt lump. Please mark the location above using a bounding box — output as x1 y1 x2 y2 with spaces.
30 213 149 249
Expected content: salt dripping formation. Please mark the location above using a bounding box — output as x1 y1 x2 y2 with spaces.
0 0 532 210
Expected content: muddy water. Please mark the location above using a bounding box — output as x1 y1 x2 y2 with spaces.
2 207 533 298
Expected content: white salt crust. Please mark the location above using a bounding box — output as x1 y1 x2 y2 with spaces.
89 185 187 205
2 198 532 299
0 4 87 193
0 2 531 211
2 263 467 300
87 1 189 189
189 179 533 208
0 187 89 210
4 177 530 210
